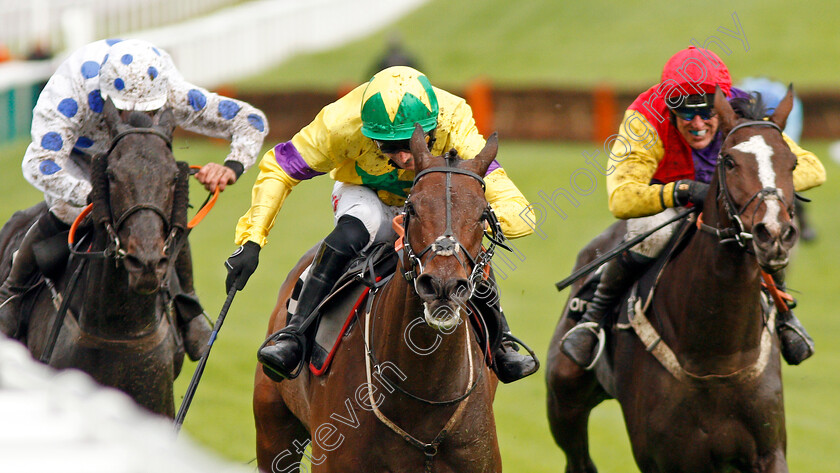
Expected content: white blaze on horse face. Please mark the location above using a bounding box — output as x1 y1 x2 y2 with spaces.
732 135 783 233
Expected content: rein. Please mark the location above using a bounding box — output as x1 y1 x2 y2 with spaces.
365 290 484 407
698 120 793 249
622 215 776 384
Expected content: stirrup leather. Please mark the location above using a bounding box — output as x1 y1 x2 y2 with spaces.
561 321 606 371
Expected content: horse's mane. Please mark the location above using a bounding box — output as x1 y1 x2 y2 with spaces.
730 93 769 121
444 148 460 167
127 111 154 128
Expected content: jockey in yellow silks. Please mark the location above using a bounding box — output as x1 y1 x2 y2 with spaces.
561 47 826 370
226 66 538 383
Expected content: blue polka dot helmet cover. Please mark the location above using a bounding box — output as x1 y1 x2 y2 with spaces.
99 39 168 111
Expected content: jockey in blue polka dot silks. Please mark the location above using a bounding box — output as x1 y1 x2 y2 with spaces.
0 38 268 360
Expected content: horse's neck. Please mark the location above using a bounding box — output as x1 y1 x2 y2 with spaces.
373 274 475 399
662 200 763 365
78 237 159 337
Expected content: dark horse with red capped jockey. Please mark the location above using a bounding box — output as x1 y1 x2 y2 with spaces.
547 73 826 473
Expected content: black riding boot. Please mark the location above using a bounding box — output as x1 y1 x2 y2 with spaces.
173 241 212 361
771 270 814 365
257 215 369 381
493 310 538 384
0 212 65 338
561 252 651 369
258 241 354 381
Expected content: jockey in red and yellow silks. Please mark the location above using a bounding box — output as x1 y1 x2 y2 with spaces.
606 47 825 219
562 47 826 370
226 67 538 384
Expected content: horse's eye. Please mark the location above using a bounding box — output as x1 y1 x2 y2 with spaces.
723 156 736 170
106 169 117 181
406 202 417 216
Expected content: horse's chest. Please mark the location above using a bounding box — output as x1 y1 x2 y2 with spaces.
630 382 784 461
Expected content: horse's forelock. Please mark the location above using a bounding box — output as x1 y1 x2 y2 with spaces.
730 94 768 121
127 111 154 128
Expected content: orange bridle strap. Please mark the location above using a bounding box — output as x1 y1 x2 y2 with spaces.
187 165 219 229
68 203 94 246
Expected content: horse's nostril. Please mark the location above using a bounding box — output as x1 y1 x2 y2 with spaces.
782 224 798 245
124 255 143 272
450 279 472 302
415 274 438 300
753 223 773 244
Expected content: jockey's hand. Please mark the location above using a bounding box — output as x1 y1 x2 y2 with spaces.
673 180 710 208
195 162 237 192
225 241 261 293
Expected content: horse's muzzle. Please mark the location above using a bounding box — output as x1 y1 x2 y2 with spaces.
424 302 462 331
415 274 471 331
752 220 798 272
124 253 168 295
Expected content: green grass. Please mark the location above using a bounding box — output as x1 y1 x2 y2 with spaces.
1 138 837 471
236 0 840 92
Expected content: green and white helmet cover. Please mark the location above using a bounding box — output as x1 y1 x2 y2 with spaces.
360 66 439 140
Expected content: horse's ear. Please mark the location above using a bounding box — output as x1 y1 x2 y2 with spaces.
769 84 794 131
713 86 737 136
469 132 499 176
153 107 176 138
102 98 122 136
409 123 433 170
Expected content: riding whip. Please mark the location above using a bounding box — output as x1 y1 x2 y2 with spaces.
174 286 237 430
555 208 695 292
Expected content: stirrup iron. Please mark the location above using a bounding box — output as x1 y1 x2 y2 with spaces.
562 321 606 371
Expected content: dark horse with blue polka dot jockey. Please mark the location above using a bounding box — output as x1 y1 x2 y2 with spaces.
0 39 268 361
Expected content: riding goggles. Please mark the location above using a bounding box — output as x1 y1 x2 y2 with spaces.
374 133 431 154
671 106 716 122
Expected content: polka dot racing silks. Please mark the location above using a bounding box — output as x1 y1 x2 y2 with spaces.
99 40 168 111
22 39 268 224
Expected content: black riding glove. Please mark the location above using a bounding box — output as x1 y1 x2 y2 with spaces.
225 241 261 293
673 180 710 208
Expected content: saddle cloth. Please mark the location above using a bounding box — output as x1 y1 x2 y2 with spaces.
296 242 397 375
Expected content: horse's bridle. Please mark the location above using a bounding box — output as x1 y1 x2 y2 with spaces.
400 163 511 295
699 120 795 249
74 127 183 260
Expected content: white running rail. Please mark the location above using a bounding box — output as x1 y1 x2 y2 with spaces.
0 0 239 57
0 0 428 143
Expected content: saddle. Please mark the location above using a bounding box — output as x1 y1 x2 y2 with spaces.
567 217 695 396
288 242 394 374
581 216 778 394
